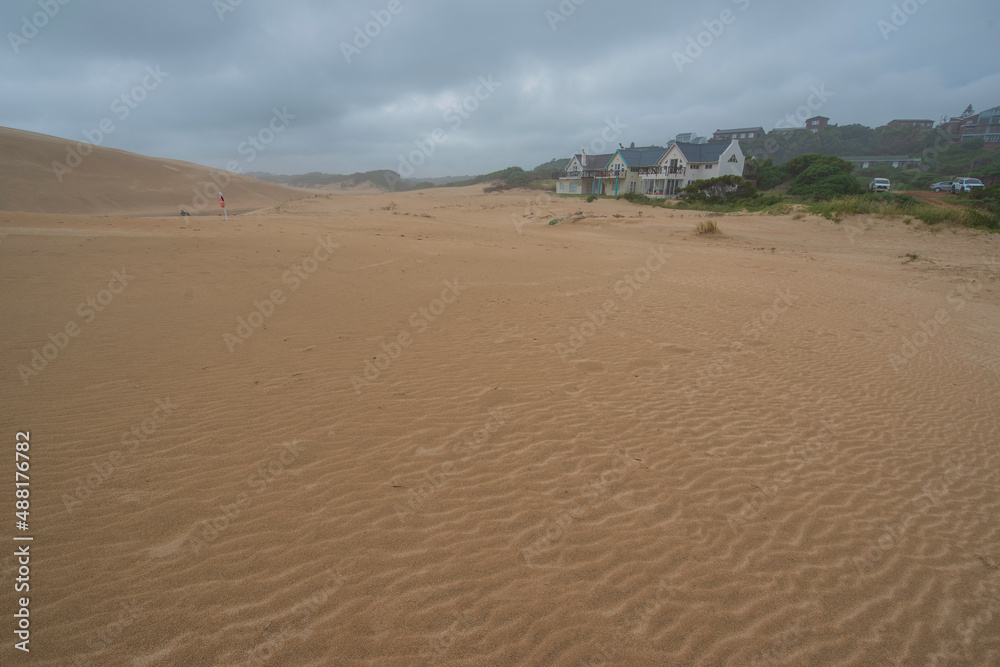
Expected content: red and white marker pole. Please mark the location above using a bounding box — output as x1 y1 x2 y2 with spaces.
219 192 228 221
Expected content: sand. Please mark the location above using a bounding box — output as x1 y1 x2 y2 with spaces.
0 127 308 216
2 167 1000 665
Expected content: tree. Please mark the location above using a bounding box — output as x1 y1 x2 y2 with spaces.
784 154 855 178
785 154 862 199
744 158 787 190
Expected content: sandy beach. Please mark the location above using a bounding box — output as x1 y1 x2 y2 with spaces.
2 179 999 665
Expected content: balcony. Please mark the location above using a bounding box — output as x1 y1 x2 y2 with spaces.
637 166 686 177
561 169 626 179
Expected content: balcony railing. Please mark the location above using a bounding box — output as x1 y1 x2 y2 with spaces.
637 166 686 176
563 170 629 179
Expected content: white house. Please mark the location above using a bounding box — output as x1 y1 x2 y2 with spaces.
640 139 744 197
556 150 615 195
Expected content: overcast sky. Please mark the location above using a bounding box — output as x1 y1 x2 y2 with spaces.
2 0 998 177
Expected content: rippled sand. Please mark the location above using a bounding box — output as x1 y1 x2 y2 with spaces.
2 187 999 665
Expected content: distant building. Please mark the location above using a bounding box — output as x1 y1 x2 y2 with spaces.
806 116 830 133
938 105 978 140
886 119 934 129
959 106 1000 143
711 127 765 142
674 132 708 145
841 155 922 169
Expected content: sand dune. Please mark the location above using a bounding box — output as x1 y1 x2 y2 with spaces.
2 185 999 665
0 127 308 216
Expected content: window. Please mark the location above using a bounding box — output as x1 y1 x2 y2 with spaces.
691 164 700 169
728 154 738 163
630 181 636 193
740 133 746 139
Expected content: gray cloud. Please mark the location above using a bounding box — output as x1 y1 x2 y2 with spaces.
2 0 998 177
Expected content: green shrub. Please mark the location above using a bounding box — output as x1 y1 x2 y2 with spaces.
680 175 757 203
808 194 1000 231
587 195 597 202
616 192 667 207
784 154 856 178
789 172 864 200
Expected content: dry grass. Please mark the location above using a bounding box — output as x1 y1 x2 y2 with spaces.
695 220 720 235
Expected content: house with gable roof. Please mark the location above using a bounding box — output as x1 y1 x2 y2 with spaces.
641 139 744 197
602 146 668 196
556 150 615 195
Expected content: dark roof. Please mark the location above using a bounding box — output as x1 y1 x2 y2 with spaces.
888 119 933 123
714 127 764 134
840 155 921 162
614 146 667 167
583 153 614 169
674 141 730 163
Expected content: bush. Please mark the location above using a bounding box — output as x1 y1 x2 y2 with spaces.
695 220 719 234
680 175 758 203
808 194 1000 231
784 154 856 178
789 172 864 200
587 195 597 202
744 157 787 190
616 192 667 207
966 186 1000 214
764 202 794 215
782 154 863 200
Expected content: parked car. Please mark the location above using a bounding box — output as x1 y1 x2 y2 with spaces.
929 181 953 192
951 178 985 193
868 178 891 192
